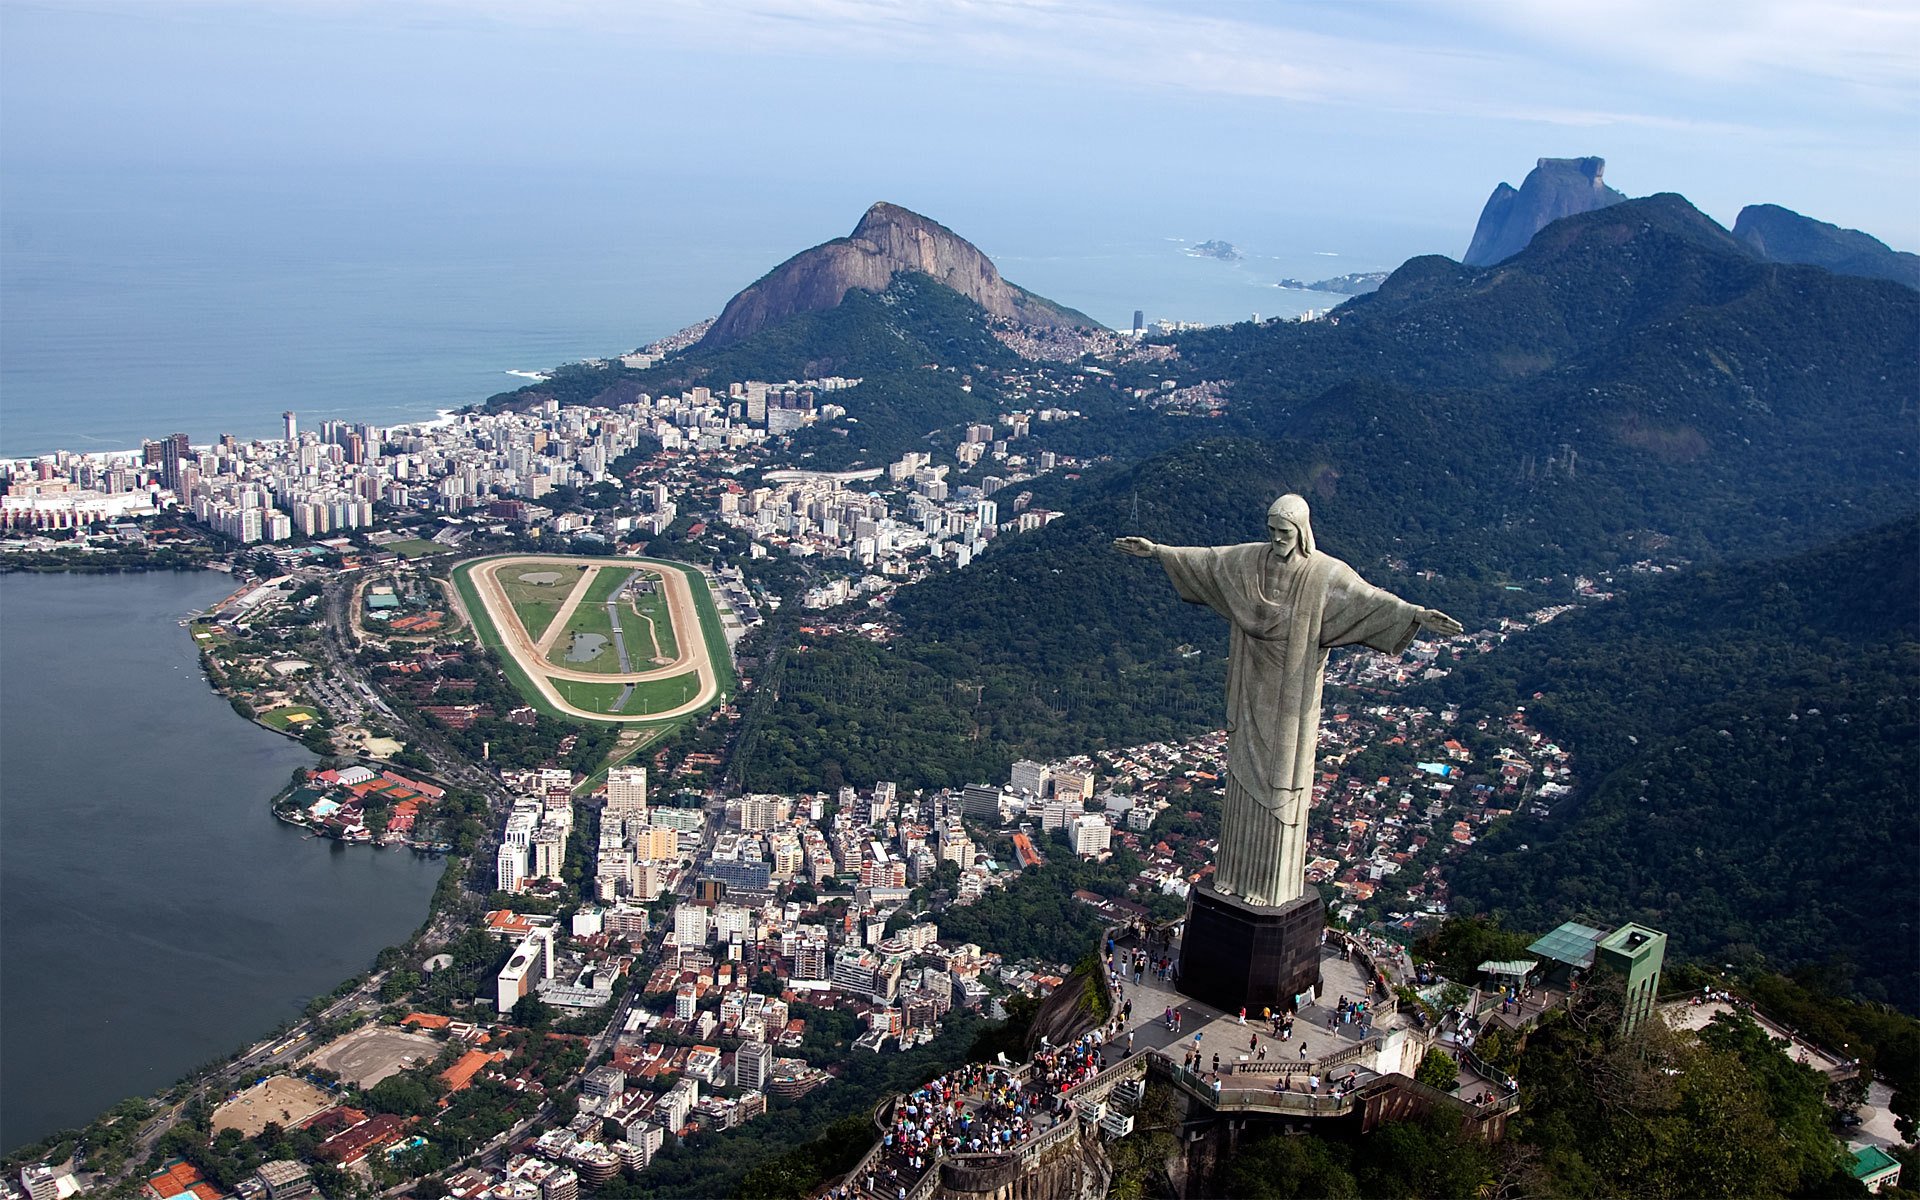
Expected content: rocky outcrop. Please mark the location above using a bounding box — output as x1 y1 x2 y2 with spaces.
1732 204 1920 290
700 202 1099 348
1464 157 1627 267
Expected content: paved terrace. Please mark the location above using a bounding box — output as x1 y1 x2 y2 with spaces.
824 930 1518 1200
1663 996 1858 1079
1102 931 1405 1086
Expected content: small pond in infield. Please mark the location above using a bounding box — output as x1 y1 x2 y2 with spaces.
564 632 609 662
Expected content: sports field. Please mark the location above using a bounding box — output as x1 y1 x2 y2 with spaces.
385 538 453 559
260 705 322 730
450 554 731 726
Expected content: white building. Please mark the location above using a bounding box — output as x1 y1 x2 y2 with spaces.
497 842 528 893
1069 814 1112 858
674 904 711 947
497 929 555 1013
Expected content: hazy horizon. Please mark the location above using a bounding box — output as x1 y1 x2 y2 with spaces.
2 0 1916 455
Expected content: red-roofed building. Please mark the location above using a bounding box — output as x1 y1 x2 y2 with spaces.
318 1114 411 1167
441 1048 503 1095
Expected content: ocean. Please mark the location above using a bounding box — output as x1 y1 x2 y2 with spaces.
0 165 1381 459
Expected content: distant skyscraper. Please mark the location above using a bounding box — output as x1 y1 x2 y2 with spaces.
1133 310 1144 334
283 411 297 443
160 433 191 494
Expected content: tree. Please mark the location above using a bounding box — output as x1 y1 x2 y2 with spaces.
365 1073 435 1117
1216 1129 1359 1200
511 992 554 1031
1415 1048 1459 1092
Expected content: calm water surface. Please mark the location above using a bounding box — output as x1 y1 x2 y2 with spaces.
0 166 1365 457
0 571 443 1151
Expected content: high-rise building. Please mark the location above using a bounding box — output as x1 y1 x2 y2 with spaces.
1009 760 1051 798
734 1040 773 1090
1070 814 1112 858
160 433 191 494
531 826 567 880
283 411 298 443
674 904 711 946
606 766 648 821
497 842 527 893
1132 310 1145 334
496 929 553 1013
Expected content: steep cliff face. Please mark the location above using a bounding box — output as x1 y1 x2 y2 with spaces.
700 202 1098 349
1733 203 1920 290
1463 157 1627 267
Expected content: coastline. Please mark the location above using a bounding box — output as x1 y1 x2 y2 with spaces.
0 572 449 1158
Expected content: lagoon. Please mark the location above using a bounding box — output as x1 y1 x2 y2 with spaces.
0 571 443 1151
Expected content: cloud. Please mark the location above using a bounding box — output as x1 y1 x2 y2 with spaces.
1447 0 1920 96
40 0 1920 136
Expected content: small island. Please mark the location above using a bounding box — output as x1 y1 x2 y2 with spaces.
1187 239 1243 261
1274 270 1390 295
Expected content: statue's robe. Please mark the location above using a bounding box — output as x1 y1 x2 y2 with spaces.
1159 542 1424 906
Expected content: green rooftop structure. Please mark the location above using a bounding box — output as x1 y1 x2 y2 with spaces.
1527 919 1667 1032
1849 1144 1901 1193
1527 921 1607 971
1594 923 1666 1033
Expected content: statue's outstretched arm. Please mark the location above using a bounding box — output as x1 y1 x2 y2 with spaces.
1417 608 1464 637
1113 537 1158 558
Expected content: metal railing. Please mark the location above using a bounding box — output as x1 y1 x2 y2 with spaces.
1152 1053 1361 1117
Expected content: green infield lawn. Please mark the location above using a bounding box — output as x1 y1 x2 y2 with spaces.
543 568 634 673
261 705 323 730
623 572 680 663
497 562 589 643
550 671 701 716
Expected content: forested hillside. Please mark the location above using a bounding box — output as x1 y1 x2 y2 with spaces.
736 198 1918 798
1432 518 1920 1005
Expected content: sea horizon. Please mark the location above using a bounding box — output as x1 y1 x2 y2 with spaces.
0 163 1436 459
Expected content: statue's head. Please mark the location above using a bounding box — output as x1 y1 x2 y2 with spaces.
1266 494 1315 558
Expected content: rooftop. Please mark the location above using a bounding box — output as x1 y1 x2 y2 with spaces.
1527 921 1607 968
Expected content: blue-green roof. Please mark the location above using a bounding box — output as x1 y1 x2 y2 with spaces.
1850 1145 1899 1181
1528 921 1607 968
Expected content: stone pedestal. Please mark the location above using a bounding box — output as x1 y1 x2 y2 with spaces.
1177 885 1324 1014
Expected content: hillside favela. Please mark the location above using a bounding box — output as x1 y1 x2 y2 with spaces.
1 5 1916 1200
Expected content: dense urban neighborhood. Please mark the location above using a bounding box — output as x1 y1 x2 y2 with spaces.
3 326 1910 1200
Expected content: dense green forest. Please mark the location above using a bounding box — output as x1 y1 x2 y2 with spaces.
734 197 1918 793
1210 979 1869 1199
1432 518 1920 1006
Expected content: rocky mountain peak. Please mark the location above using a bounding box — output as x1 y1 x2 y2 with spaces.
1464 156 1627 267
699 202 1097 349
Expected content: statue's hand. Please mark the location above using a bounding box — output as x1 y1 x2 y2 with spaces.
1418 608 1464 637
1113 536 1158 559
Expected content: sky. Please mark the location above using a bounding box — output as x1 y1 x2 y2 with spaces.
1 0 1916 256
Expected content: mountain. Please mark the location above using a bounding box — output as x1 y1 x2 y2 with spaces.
1733 202 1920 290
741 195 1919 796
1433 517 1920 1006
699 202 1099 349
1463 156 1627 267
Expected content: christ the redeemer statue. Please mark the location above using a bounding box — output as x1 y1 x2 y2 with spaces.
1116 496 1461 910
